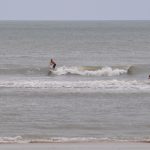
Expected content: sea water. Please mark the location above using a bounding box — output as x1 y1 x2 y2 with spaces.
0 21 150 143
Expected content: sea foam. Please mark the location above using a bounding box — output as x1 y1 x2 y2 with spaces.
52 66 127 76
0 136 150 144
0 79 150 92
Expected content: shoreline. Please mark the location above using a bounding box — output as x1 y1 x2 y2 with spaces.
0 142 150 150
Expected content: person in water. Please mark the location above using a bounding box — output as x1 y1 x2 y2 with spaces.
50 58 56 69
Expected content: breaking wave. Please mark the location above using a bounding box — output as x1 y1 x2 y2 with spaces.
0 79 150 92
0 136 150 144
0 65 128 77
50 66 127 76
0 64 150 77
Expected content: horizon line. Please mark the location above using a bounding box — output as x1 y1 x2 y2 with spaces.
0 19 150 21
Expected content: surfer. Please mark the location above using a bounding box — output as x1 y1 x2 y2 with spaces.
50 58 56 69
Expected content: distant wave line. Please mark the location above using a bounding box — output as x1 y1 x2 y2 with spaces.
0 79 150 92
0 136 150 144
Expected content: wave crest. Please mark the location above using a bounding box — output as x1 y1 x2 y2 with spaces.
51 66 127 76
1 64 150 77
0 136 150 144
0 136 23 144
0 79 150 92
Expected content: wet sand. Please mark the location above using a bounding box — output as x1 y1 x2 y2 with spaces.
0 143 150 150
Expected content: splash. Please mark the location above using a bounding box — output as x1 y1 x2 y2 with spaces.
52 66 127 76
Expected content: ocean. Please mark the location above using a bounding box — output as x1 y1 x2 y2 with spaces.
0 21 150 144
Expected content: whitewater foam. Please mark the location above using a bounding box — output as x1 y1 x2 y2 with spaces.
0 136 24 144
0 136 150 144
0 79 150 92
52 66 127 76
2 64 150 77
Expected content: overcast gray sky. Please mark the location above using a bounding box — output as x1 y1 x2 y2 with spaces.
0 0 150 20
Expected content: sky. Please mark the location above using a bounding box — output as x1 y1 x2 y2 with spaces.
0 0 150 20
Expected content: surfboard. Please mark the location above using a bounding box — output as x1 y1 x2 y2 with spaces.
48 67 56 75
48 70 52 75
48 65 53 75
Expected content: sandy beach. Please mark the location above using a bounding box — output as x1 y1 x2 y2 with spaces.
0 143 150 150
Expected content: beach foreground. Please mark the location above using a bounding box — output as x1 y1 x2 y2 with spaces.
0 143 150 150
